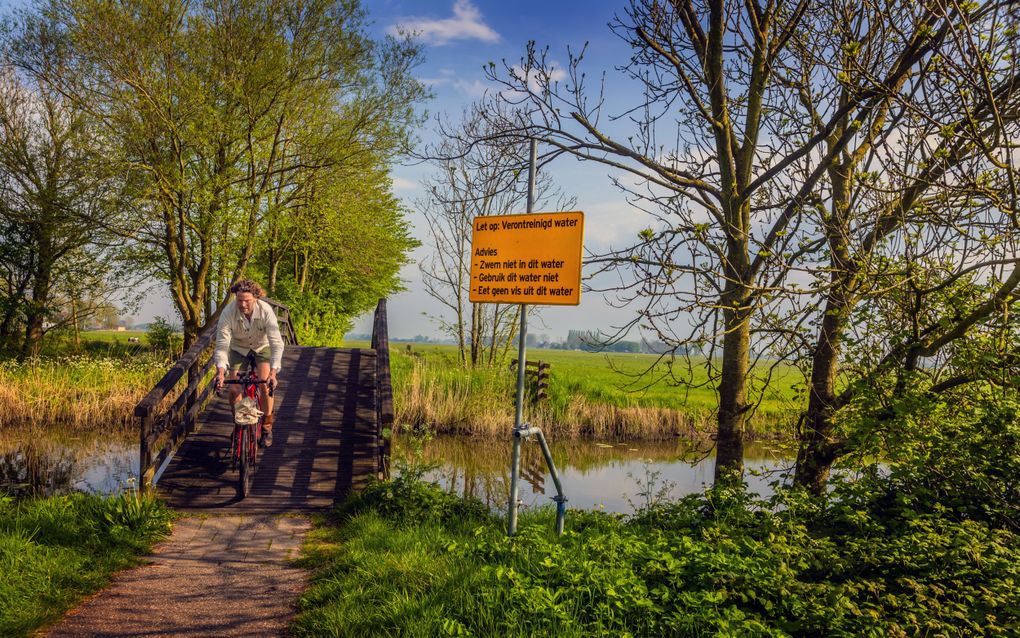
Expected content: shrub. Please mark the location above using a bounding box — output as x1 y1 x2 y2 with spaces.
300 471 1020 637
145 317 183 360
336 469 494 530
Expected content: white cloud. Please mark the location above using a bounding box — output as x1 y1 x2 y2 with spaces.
417 76 453 88
391 176 418 193
580 199 650 250
387 0 500 46
454 79 492 98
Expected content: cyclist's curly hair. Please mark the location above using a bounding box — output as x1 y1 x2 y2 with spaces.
230 278 264 298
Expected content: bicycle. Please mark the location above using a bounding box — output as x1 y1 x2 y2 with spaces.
219 353 274 498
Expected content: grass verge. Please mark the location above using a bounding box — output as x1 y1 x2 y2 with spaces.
293 472 1020 637
0 491 173 637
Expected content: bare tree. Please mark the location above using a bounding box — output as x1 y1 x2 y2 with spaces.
472 0 1006 485
786 0 1020 491
419 104 572 367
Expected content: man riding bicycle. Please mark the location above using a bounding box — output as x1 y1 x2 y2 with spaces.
214 279 284 447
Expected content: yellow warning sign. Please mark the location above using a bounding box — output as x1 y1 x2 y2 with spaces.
469 211 584 305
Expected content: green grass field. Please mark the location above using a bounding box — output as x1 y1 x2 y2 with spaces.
80 330 147 344
38 330 152 359
0 492 172 637
373 342 802 411
348 340 804 438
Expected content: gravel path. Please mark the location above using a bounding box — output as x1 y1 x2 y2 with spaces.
46 515 311 638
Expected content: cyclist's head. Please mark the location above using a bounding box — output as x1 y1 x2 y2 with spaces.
230 279 264 315
230 279 264 298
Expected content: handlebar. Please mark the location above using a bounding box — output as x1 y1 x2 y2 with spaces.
218 378 275 396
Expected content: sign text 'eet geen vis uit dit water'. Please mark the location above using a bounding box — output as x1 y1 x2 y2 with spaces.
469 211 584 305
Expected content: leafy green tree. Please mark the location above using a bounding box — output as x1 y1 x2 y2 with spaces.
0 52 118 357
146 316 183 360
258 160 418 345
9 0 427 347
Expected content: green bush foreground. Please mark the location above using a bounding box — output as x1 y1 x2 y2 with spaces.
0 492 173 637
295 472 1020 637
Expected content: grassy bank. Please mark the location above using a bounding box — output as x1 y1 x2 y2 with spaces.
293 473 1020 637
382 343 801 439
0 491 173 637
0 356 165 431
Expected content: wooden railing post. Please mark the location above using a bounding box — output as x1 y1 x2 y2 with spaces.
139 413 154 488
371 298 393 479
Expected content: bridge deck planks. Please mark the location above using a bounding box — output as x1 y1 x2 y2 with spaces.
156 346 379 512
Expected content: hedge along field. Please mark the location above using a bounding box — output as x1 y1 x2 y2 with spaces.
359 342 802 439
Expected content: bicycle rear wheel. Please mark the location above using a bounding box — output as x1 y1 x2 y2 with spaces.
238 426 253 498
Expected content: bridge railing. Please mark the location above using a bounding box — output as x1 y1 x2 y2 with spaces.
371 298 394 479
135 297 297 487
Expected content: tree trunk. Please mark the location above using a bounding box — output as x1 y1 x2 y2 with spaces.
794 298 848 493
795 159 854 494
459 291 467 365
182 321 200 352
267 219 280 294
268 256 278 295
21 266 52 359
71 299 80 351
22 310 46 358
714 302 750 483
299 249 309 292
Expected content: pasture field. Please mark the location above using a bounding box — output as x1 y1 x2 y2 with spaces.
349 340 803 439
81 330 147 344
37 329 152 359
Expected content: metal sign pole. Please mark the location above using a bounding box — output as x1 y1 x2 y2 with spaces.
508 138 538 536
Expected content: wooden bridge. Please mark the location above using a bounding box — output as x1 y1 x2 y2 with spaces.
133 299 393 513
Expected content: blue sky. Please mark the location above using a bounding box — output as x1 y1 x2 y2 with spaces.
2 0 652 340
361 0 649 340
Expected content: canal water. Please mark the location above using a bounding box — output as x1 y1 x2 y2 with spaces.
0 433 137 498
1 431 796 514
397 435 796 514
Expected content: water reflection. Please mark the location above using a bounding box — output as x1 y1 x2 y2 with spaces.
396 435 796 515
0 434 137 498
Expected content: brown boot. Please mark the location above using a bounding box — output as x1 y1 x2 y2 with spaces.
261 413 274 448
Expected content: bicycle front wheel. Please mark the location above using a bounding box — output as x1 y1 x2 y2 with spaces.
238 426 253 498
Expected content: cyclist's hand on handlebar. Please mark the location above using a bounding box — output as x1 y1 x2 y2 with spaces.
215 369 226 394
268 370 279 393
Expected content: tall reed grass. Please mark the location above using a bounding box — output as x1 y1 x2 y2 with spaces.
391 348 798 440
0 356 166 432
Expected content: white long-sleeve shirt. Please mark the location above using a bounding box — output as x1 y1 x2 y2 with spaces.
214 298 285 371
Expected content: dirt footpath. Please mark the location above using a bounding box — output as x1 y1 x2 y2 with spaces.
47 515 311 638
